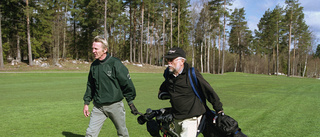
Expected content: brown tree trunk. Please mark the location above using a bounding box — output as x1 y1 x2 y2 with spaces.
162 3 166 66
17 34 21 62
133 8 137 62
140 2 144 63
130 4 133 62
178 0 180 47
26 0 33 66
201 42 203 73
104 0 108 40
0 9 4 68
63 8 66 59
207 36 210 73
221 0 226 74
170 0 173 48
218 25 221 74
146 12 150 64
288 12 292 77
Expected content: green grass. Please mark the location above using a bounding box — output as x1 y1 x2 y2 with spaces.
0 72 319 137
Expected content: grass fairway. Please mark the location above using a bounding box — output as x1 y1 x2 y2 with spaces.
0 72 319 137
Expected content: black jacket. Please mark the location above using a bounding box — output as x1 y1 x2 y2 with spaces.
159 63 223 120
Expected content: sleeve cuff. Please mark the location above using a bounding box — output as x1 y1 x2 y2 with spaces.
128 100 133 105
84 101 90 105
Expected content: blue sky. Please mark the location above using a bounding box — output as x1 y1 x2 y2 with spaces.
190 0 320 46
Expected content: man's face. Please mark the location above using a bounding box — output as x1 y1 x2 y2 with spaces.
92 42 107 60
166 57 184 73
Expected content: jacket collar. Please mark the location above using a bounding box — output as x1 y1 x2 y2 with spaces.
99 53 111 63
173 63 188 77
181 63 189 75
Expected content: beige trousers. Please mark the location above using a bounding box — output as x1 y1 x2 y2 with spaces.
174 115 203 137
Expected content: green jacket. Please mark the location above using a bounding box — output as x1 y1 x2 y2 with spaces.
83 53 136 105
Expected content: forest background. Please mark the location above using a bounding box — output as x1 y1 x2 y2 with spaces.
1 0 320 78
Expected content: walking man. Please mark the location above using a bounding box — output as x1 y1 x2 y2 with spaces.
158 47 224 137
83 36 139 137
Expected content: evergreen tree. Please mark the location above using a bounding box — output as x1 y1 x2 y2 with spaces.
296 22 312 76
172 0 190 49
291 6 308 76
271 5 286 75
256 8 279 74
315 44 320 58
284 0 302 76
221 0 232 74
0 0 26 64
108 0 127 58
228 8 251 72
208 0 225 74
195 3 209 73
76 0 105 60
189 1 200 67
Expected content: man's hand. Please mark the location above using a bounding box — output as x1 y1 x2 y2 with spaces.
129 103 140 115
83 105 90 117
216 111 224 127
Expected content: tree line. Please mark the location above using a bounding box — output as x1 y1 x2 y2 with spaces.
0 0 319 78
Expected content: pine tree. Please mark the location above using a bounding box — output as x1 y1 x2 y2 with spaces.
284 0 301 77
228 8 251 72
208 0 225 74
256 8 278 74
221 0 232 74
291 4 307 76
315 44 320 59
271 5 285 75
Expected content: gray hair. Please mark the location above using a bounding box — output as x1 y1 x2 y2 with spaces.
94 36 108 50
177 57 186 61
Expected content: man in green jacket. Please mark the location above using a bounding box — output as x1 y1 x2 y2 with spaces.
83 36 139 137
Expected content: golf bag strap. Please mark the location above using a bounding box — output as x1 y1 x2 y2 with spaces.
188 67 209 109
188 67 203 102
166 67 204 103
188 67 211 137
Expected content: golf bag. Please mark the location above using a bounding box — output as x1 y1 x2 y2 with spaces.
200 111 247 137
188 67 247 137
137 107 179 137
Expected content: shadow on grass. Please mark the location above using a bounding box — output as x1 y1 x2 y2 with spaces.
62 131 85 137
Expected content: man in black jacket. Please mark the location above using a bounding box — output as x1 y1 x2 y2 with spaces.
159 47 224 137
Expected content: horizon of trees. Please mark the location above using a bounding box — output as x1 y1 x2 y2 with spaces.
0 0 319 78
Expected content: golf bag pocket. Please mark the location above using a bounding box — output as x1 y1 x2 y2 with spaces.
202 112 247 137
